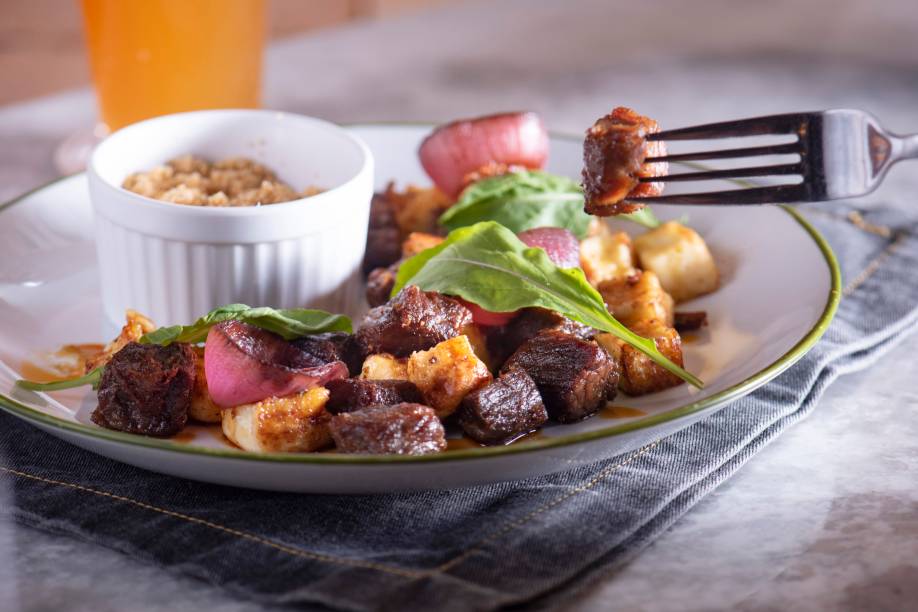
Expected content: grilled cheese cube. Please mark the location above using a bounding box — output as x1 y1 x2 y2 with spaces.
360 353 409 380
580 230 637 286
598 270 674 329
402 232 445 257
85 309 156 372
586 217 611 237
407 335 492 418
633 222 719 302
189 347 220 423
222 387 332 453
595 321 684 396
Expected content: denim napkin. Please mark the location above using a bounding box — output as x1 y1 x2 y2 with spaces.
1 204 916 612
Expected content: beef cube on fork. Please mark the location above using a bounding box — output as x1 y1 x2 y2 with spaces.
582 107 667 216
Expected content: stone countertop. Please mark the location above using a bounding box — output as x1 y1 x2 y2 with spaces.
1 1 917 610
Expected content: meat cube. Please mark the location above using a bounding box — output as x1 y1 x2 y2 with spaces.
674 311 708 332
93 342 195 437
222 387 332 452
292 332 363 375
458 368 547 445
487 308 594 367
341 335 366 376
325 378 423 414
582 107 667 216
355 285 472 357
366 263 399 307
502 330 619 423
360 353 409 380
291 332 349 363
362 192 402 273
595 321 684 396
598 269 674 329
329 403 447 455
364 225 401 275
407 335 492 418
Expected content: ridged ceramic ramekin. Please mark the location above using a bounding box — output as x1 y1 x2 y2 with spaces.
88 110 374 329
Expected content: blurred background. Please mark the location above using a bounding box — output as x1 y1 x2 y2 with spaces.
3 0 916 105
0 0 461 105
2 0 916 197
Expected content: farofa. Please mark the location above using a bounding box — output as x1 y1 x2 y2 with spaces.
122 155 320 206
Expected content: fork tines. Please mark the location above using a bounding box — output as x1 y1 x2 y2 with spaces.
645 112 811 142
632 112 818 204
644 142 800 163
638 162 801 183
627 184 810 205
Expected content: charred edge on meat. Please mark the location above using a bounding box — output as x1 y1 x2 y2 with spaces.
325 378 424 415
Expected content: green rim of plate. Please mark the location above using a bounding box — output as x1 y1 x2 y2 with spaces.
0 126 842 465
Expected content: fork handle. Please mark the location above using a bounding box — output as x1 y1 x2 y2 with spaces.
896 134 918 161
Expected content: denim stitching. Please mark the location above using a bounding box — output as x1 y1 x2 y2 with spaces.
803 208 894 238
0 440 660 580
437 440 661 572
843 232 909 297
0 465 425 579
845 211 893 238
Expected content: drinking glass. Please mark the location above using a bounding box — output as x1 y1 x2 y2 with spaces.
56 0 266 172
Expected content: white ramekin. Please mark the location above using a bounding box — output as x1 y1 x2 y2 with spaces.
88 110 374 330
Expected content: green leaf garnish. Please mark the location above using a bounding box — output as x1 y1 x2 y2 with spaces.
440 170 592 239
16 366 104 392
140 304 352 346
393 221 702 389
439 170 663 237
16 306 351 392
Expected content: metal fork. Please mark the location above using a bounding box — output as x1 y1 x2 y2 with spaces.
634 109 918 205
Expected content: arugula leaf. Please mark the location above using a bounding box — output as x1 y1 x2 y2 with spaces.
16 304 352 391
440 171 591 239
16 366 104 392
16 306 351 392
393 221 703 388
439 170 663 237
140 304 352 346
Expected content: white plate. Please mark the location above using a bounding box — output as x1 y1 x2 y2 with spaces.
0 125 840 493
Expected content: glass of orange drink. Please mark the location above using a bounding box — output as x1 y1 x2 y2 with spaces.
81 0 266 132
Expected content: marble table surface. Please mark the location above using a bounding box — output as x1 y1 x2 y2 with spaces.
1 1 917 610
